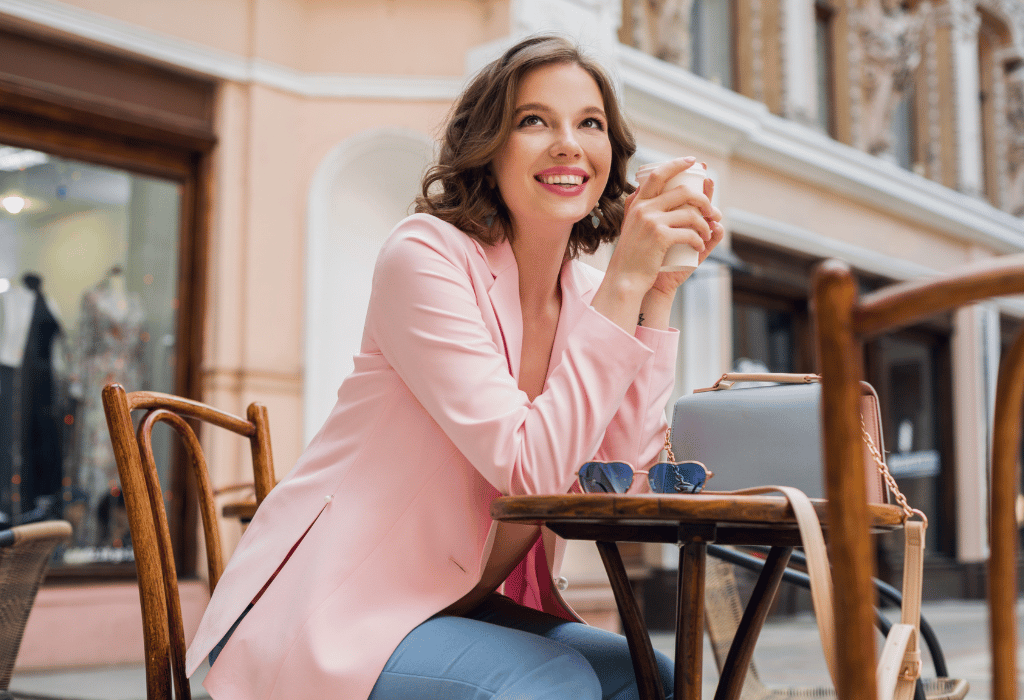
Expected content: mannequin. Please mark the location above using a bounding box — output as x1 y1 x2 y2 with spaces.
0 273 66 521
73 265 147 548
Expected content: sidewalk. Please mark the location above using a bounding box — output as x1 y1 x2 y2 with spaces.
8 599 1019 700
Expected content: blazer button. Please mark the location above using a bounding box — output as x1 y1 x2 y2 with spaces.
555 576 569 591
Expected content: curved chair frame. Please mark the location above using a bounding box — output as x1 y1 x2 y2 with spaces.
813 255 1024 700
102 384 275 700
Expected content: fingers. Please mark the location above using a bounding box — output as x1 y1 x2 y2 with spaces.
657 205 713 243
636 156 696 199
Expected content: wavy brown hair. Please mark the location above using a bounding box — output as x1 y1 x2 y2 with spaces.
415 34 637 258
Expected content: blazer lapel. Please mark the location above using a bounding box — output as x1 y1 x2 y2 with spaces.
482 238 523 380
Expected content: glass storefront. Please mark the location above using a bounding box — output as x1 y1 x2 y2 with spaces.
0 144 180 568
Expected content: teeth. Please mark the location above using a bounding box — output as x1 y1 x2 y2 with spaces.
539 174 584 185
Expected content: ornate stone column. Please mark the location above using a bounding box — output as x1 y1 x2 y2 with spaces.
624 0 696 68
849 0 928 158
937 0 985 196
1004 59 1024 215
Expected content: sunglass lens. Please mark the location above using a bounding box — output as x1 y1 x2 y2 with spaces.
648 462 707 494
578 462 633 494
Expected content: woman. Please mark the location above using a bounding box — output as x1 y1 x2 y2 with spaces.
186 34 723 700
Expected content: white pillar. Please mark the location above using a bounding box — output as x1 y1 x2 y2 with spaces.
952 304 991 563
660 260 731 569
942 1 985 196
781 0 819 127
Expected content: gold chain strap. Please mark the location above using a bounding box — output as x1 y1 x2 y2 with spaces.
860 417 926 524
664 427 676 463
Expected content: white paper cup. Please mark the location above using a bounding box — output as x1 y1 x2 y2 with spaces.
635 162 707 272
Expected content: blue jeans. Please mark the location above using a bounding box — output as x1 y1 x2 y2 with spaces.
367 593 674 700
210 593 674 699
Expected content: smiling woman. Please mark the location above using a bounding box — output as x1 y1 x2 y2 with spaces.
186 34 723 700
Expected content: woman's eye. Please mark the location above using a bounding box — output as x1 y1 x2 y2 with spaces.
518 115 543 127
581 117 605 130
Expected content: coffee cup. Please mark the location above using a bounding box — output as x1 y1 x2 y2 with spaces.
635 161 708 272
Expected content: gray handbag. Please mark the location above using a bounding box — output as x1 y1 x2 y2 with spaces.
670 373 888 502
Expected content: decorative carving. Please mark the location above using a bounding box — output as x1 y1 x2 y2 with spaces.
627 0 696 68
854 0 928 156
1005 63 1024 215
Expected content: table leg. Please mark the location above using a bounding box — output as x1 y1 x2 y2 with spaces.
713 546 793 700
595 540 665 700
676 540 707 700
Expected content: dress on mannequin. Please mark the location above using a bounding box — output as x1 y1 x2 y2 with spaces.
0 274 65 522
72 267 147 548
19 274 64 517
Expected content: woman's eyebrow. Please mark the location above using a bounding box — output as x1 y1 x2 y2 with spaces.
513 102 550 115
513 103 607 117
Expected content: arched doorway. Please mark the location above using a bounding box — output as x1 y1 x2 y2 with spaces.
304 128 434 443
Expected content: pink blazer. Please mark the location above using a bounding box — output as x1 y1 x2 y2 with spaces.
186 214 678 700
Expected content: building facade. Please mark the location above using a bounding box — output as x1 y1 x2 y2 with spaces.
0 0 1021 670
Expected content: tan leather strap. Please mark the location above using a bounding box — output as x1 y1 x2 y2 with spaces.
885 519 926 700
723 488 926 698
727 485 838 686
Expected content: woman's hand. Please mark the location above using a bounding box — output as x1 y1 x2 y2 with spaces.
591 157 724 332
644 169 725 298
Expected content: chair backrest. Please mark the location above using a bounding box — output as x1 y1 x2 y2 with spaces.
812 255 1024 700
0 520 73 691
101 383 275 700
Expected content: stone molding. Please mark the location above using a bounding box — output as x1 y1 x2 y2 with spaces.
0 0 466 100
618 43 1024 254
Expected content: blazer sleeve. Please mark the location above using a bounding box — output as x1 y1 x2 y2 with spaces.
368 220 663 497
592 324 678 493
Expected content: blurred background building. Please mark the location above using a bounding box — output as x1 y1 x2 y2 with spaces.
0 0 1021 671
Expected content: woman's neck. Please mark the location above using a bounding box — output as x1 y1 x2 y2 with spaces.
509 222 570 314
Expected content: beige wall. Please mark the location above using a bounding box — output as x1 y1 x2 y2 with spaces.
52 0 508 73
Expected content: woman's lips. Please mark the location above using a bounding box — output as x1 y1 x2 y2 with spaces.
536 180 587 196
534 169 589 196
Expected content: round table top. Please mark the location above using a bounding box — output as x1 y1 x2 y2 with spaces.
491 492 904 544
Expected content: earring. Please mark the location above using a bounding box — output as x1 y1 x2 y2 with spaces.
590 205 602 229
484 209 496 228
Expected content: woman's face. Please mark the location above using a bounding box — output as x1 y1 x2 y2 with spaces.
490 62 612 238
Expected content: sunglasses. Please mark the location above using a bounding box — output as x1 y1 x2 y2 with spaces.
577 460 711 495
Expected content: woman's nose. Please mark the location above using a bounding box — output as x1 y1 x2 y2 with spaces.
550 127 582 158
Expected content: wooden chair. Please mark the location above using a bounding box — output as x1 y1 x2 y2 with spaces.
813 255 1024 700
0 520 73 699
101 384 275 700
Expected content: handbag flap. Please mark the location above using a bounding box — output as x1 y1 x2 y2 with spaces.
671 377 889 504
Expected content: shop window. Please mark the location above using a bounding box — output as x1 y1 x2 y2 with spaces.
0 22 214 577
690 0 735 89
814 0 837 136
890 83 918 171
619 0 734 89
730 238 816 374
0 148 180 566
866 326 955 568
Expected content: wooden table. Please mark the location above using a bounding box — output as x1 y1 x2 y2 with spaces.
491 493 903 700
